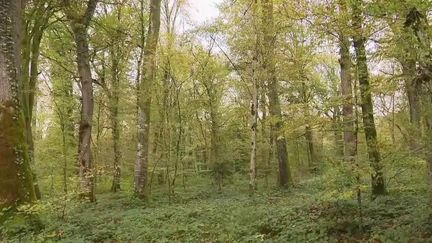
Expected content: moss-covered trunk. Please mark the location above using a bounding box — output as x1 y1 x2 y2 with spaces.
110 50 121 192
22 2 51 200
351 0 386 196
0 0 36 208
135 0 161 198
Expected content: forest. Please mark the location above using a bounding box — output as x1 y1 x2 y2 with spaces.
1 0 432 242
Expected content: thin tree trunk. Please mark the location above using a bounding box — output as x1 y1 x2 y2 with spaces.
352 0 386 196
261 0 292 187
0 0 36 208
50 60 76 195
110 49 121 192
22 2 52 201
301 82 318 169
110 93 121 192
305 125 317 170
333 106 344 157
249 57 258 192
61 122 68 194
209 104 221 190
260 93 271 189
135 0 162 198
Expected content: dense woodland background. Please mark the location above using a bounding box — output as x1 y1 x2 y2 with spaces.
1 0 432 242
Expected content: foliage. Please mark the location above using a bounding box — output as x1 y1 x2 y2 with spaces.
2 158 431 242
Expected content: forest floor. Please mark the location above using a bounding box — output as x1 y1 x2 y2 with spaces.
1 166 432 242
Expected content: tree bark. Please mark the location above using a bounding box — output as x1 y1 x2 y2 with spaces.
338 27 357 162
249 57 258 192
352 0 386 196
63 0 99 202
301 81 318 169
109 16 122 191
305 125 317 169
110 54 121 192
0 0 36 208
261 0 293 187
75 26 95 202
135 0 161 198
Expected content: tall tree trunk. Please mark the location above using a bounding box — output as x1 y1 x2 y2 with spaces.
249 57 258 192
74 26 95 202
63 0 99 202
352 0 386 196
110 48 121 192
21 1 53 201
338 29 357 162
0 0 37 208
135 0 161 198
261 0 293 187
110 77 121 192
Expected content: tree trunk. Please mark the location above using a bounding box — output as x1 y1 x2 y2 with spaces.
63 0 99 202
261 0 293 187
249 58 258 192
352 0 386 196
0 0 36 208
74 26 96 202
425 101 432 202
110 48 121 192
135 0 161 198
338 29 357 162
305 125 317 169
301 81 318 169
333 106 344 157
403 61 421 127
110 88 121 192
209 103 221 190
402 60 421 150
23 5 51 201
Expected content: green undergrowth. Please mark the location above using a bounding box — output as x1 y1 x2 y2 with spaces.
1 168 431 242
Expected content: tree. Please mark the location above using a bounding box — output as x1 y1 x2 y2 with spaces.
92 1 133 192
351 0 386 196
22 0 57 199
62 0 99 202
135 0 162 198
261 0 293 187
337 0 357 163
249 56 259 192
46 20 78 194
0 0 37 207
